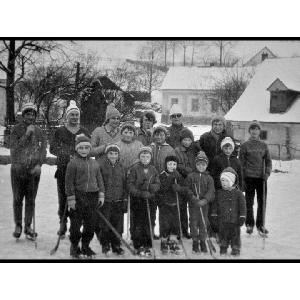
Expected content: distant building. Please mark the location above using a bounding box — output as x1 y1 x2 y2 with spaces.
226 57 300 160
243 46 277 67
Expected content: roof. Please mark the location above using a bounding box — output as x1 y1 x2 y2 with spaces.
243 46 277 66
225 57 300 123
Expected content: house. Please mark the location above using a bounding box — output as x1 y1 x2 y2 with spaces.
0 78 6 126
160 66 251 124
225 57 300 160
243 46 277 67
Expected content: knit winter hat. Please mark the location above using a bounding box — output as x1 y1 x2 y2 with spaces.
21 102 37 115
211 116 226 127
248 120 261 132
165 155 179 165
105 103 121 121
120 122 136 135
195 151 208 164
169 104 183 116
220 170 236 188
75 134 91 151
66 100 80 119
221 136 235 150
179 128 194 142
105 144 120 154
153 126 168 136
139 146 152 157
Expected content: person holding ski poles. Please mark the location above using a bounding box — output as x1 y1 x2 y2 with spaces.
10 102 47 240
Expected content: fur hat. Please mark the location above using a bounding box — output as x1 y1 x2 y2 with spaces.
179 128 194 142
105 103 121 121
153 126 168 136
165 155 179 165
220 167 237 187
120 122 136 135
75 134 91 151
169 104 182 116
139 146 152 157
21 102 37 116
195 151 208 164
105 144 120 154
221 136 235 150
248 120 261 132
66 100 80 119
211 116 226 127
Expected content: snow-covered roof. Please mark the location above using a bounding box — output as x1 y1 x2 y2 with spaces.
225 57 300 123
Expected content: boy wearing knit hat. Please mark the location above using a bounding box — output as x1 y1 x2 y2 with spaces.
239 121 272 236
186 151 215 254
65 134 105 258
96 144 127 256
50 100 90 238
211 167 246 256
127 146 160 256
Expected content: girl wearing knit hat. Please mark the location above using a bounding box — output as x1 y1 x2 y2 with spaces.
50 101 90 238
210 167 246 256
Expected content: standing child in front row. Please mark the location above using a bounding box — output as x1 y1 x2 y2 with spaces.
127 146 160 256
211 167 246 256
186 151 215 254
65 134 105 258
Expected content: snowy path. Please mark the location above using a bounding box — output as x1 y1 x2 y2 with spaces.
0 160 299 260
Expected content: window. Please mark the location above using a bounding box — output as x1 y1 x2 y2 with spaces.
260 130 268 140
171 98 178 106
191 98 199 112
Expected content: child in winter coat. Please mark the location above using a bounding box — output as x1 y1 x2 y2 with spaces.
186 151 215 253
158 155 187 254
127 146 160 256
211 167 246 256
239 121 272 235
97 144 127 255
65 134 105 258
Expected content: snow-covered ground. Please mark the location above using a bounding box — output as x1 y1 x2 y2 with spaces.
0 159 299 260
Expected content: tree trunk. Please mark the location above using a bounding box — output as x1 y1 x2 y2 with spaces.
164 41 167 67
74 62 80 102
219 40 223 67
191 42 195 66
172 44 175 66
183 46 186 66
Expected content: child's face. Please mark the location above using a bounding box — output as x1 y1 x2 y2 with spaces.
181 137 192 148
221 177 231 189
122 128 135 142
196 161 207 173
107 151 119 164
222 144 234 156
140 152 152 165
154 131 166 145
249 126 260 139
166 161 177 173
77 145 91 158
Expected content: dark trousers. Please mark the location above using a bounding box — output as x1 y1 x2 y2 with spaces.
219 223 240 251
55 169 68 224
69 191 98 246
159 204 179 238
131 199 155 249
11 164 40 228
189 204 208 242
245 177 267 228
96 201 124 250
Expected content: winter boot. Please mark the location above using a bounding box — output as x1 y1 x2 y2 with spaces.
246 226 253 235
160 239 169 254
137 246 146 256
231 248 240 257
169 239 180 254
82 244 96 258
144 247 152 257
257 226 269 236
183 232 191 239
24 226 37 240
13 224 22 239
220 247 227 256
102 244 111 256
112 245 125 256
200 240 208 253
192 240 200 253
70 244 82 259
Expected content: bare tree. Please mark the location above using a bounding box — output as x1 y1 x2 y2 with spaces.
211 40 236 67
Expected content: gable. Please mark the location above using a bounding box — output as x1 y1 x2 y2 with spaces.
267 78 288 92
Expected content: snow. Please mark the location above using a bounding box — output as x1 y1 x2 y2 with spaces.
226 57 300 123
0 159 299 259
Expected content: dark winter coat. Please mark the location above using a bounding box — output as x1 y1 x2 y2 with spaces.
239 137 272 179
166 124 187 149
10 121 47 169
49 126 90 173
211 167 246 225
175 144 198 178
151 142 176 173
136 127 152 146
98 156 127 202
65 154 104 197
185 170 215 207
210 152 244 191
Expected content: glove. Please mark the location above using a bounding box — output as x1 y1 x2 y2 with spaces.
67 195 76 210
141 191 152 199
30 165 41 177
239 216 246 227
98 192 105 208
198 199 208 207
191 195 199 204
210 215 219 232
172 183 181 193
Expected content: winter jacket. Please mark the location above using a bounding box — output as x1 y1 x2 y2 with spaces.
151 142 176 173
98 156 127 202
136 127 152 146
175 144 198 178
166 124 188 149
211 152 244 191
116 139 143 172
185 170 215 207
127 162 160 205
10 121 47 169
65 154 104 197
157 170 187 206
239 137 272 179
49 126 90 173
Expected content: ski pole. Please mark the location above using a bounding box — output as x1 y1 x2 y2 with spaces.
174 179 188 259
262 159 266 249
32 178 37 249
145 198 156 259
127 195 131 242
97 209 136 256
50 202 68 256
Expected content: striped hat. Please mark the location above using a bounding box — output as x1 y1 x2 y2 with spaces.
105 144 120 154
75 134 91 151
139 146 152 157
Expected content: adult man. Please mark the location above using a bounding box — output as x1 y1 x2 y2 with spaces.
10 102 47 239
136 111 156 146
50 100 90 238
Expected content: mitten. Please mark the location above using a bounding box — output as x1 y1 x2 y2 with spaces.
239 216 246 227
172 183 182 193
30 165 41 177
198 199 208 207
98 192 105 208
67 195 76 210
191 195 199 204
